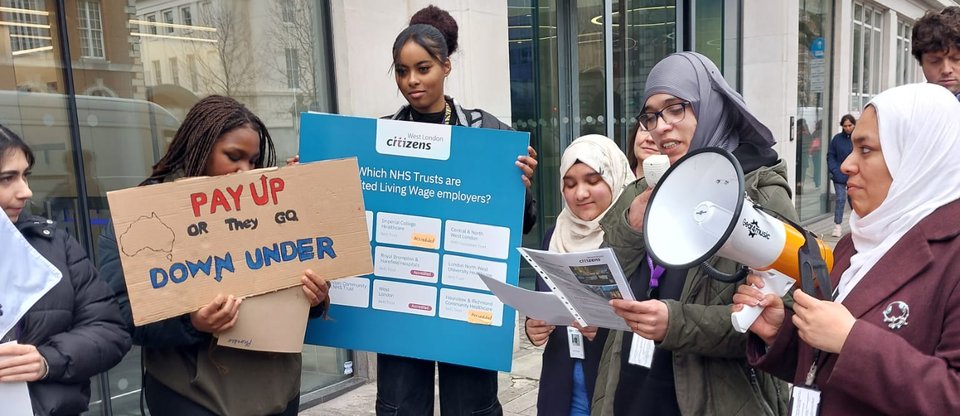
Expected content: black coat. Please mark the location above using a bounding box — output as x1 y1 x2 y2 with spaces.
532 228 608 414
14 216 131 416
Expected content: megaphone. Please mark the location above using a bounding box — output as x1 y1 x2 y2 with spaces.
643 148 834 332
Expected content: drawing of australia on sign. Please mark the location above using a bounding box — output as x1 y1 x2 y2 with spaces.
119 213 176 261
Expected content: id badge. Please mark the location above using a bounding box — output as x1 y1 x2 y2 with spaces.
627 333 654 367
790 385 822 416
567 327 585 359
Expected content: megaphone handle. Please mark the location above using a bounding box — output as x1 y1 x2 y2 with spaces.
701 263 749 283
731 271 795 333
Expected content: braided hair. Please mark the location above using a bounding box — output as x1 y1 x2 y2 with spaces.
144 95 276 185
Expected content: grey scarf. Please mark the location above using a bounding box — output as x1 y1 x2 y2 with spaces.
643 52 775 153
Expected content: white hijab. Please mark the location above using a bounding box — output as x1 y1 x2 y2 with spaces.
835 83 960 303
550 135 634 254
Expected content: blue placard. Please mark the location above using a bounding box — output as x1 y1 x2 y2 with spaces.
810 37 825 58
299 112 529 372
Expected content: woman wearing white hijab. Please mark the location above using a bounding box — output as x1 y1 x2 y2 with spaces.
525 134 632 416
738 83 960 415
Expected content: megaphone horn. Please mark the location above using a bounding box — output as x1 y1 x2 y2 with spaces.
642 148 834 330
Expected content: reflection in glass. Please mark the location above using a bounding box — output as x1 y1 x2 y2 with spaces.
612 0 676 147
2 1 347 414
795 0 833 220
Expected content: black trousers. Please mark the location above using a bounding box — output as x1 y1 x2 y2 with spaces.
375 354 502 416
144 372 299 416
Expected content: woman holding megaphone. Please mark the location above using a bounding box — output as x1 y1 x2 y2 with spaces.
736 83 960 415
591 52 792 415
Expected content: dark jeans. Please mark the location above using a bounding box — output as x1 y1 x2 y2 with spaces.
833 181 848 224
376 354 502 416
144 372 299 416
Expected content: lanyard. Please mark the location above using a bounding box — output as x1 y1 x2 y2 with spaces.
805 350 823 386
647 254 665 289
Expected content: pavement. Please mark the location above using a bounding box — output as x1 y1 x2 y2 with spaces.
302 212 849 416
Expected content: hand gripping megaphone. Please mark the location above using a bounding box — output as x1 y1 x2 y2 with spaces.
642 148 834 333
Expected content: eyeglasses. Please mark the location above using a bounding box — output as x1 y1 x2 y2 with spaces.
637 102 691 131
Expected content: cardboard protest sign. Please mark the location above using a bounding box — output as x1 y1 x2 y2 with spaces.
106 159 373 326
217 286 310 353
299 113 528 372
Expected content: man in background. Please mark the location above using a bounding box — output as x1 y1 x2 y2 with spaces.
913 7 960 100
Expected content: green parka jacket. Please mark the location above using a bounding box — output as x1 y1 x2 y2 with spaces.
591 159 794 416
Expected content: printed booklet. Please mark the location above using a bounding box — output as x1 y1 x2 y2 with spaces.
480 247 634 331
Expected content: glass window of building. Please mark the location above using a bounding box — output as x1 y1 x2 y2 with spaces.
795 0 835 220
180 5 192 26
77 0 105 59
1 1 349 414
896 19 919 86
162 8 174 33
4 0 52 54
145 13 158 35
851 1 884 112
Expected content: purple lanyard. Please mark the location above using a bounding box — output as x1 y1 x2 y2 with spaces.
647 255 665 289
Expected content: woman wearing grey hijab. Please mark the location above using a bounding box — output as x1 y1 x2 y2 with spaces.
590 52 792 416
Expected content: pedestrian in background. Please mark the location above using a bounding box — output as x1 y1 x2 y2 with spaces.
828 114 855 237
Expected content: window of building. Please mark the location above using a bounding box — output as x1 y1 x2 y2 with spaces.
286 47 299 88
851 2 884 112
180 5 192 26
169 57 179 85
162 9 175 33
3 0 52 53
281 0 296 23
77 0 105 58
153 60 162 84
146 14 158 35
896 20 919 86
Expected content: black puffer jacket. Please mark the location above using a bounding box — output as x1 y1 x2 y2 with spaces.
14 216 131 416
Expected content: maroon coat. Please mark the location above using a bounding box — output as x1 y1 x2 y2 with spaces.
749 199 960 415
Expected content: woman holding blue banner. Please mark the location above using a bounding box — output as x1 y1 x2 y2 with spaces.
0 125 131 416
97 96 330 416
525 134 633 415
376 5 538 416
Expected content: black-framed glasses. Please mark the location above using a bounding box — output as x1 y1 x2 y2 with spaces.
637 102 691 131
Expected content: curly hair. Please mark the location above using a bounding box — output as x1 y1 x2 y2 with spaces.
144 95 276 184
912 6 960 61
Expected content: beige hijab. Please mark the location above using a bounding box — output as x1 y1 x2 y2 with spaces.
550 135 634 253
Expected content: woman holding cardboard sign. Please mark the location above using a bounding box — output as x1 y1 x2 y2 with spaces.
737 83 960 415
0 125 131 416
98 95 330 416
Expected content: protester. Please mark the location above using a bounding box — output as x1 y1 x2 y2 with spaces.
98 96 330 416
738 83 960 415
374 6 538 415
526 134 632 415
591 52 790 416
827 114 856 237
0 124 131 416
626 123 661 179
912 6 960 99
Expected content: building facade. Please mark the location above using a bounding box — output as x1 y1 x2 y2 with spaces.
0 0 954 414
